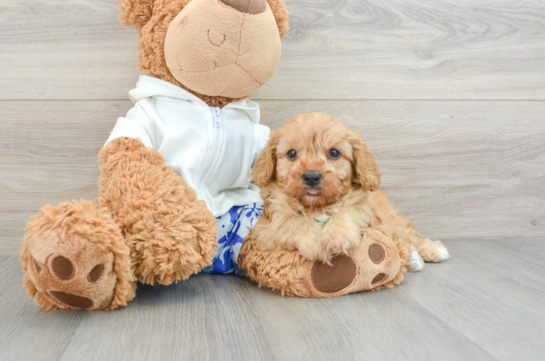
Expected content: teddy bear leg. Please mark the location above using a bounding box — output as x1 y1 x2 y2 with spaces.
98 138 218 286
308 229 409 295
20 200 136 310
238 228 409 297
123 197 218 285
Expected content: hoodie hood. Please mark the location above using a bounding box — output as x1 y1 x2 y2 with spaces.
129 75 261 124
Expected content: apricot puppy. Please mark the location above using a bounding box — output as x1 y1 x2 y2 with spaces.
251 112 449 269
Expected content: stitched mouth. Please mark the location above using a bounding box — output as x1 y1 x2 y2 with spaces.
207 29 226 47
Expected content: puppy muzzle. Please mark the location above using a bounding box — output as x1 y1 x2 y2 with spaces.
303 170 322 188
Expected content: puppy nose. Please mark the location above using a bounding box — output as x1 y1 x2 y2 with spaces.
220 0 267 14
303 171 322 188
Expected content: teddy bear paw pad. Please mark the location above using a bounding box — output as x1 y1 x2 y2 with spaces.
51 256 75 280
368 243 386 264
311 255 357 293
49 291 94 309
25 238 118 310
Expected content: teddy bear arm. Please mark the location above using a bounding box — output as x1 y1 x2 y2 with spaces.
97 137 218 285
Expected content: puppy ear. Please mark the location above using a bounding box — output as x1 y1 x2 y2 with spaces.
118 0 157 29
266 0 290 38
252 131 278 188
351 136 381 191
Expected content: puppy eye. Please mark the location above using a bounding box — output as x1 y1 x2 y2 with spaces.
328 149 340 158
287 149 297 159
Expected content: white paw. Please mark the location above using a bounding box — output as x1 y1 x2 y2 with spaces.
408 246 425 272
436 241 450 261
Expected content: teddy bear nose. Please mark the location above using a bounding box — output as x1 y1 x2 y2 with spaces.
219 0 267 14
303 171 322 188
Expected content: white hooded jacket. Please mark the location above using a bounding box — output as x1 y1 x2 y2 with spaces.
106 75 270 217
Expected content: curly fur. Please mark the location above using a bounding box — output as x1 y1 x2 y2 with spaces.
21 139 218 310
20 0 289 310
238 237 315 297
239 228 409 297
239 112 447 297
98 138 218 285
251 112 448 263
21 200 136 311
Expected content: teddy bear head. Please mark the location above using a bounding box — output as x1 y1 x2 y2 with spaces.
119 0 289 107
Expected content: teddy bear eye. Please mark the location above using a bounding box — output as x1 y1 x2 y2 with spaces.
329 149 340 158
287 149 297 159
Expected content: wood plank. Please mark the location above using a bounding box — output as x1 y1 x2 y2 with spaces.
60 266 497 361
0 249 497 361
404 238 545 360
2 239 545 360
0 256 87 361
1 100 544 254
1 0 545 100
444 238 545 291
261 99 545 242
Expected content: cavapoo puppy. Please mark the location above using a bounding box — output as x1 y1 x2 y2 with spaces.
251 112 449 270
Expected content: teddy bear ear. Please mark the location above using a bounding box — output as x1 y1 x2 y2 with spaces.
267 0 290 38
118 0 156 29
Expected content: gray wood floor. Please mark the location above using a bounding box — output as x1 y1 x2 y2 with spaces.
1 238 544 361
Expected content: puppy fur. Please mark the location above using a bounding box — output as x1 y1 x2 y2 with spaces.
251 112 449 266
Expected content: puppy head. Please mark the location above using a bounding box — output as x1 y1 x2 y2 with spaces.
253 112 381 209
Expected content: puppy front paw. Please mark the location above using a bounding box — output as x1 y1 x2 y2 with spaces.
408 245 425 272
316 232 360 263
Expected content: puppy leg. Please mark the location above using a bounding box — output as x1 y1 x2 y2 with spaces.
417 239 450 263
369 191 449 269
394 224 450 265
408 245 425 272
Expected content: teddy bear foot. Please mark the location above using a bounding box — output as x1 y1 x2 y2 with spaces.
238 228 409 297
20 200 136 310
309 229 409 296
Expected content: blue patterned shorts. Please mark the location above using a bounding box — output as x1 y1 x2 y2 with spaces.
202 200 264 275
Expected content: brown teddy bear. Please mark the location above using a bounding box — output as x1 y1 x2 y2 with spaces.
20 0 289 310
20 0 408 310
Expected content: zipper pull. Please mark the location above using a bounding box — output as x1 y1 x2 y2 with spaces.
214 107 222 128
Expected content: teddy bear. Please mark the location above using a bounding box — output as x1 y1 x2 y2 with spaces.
20 0 408 310
20 0 289 310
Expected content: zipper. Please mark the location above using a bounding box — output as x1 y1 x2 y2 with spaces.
198 107 222 199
